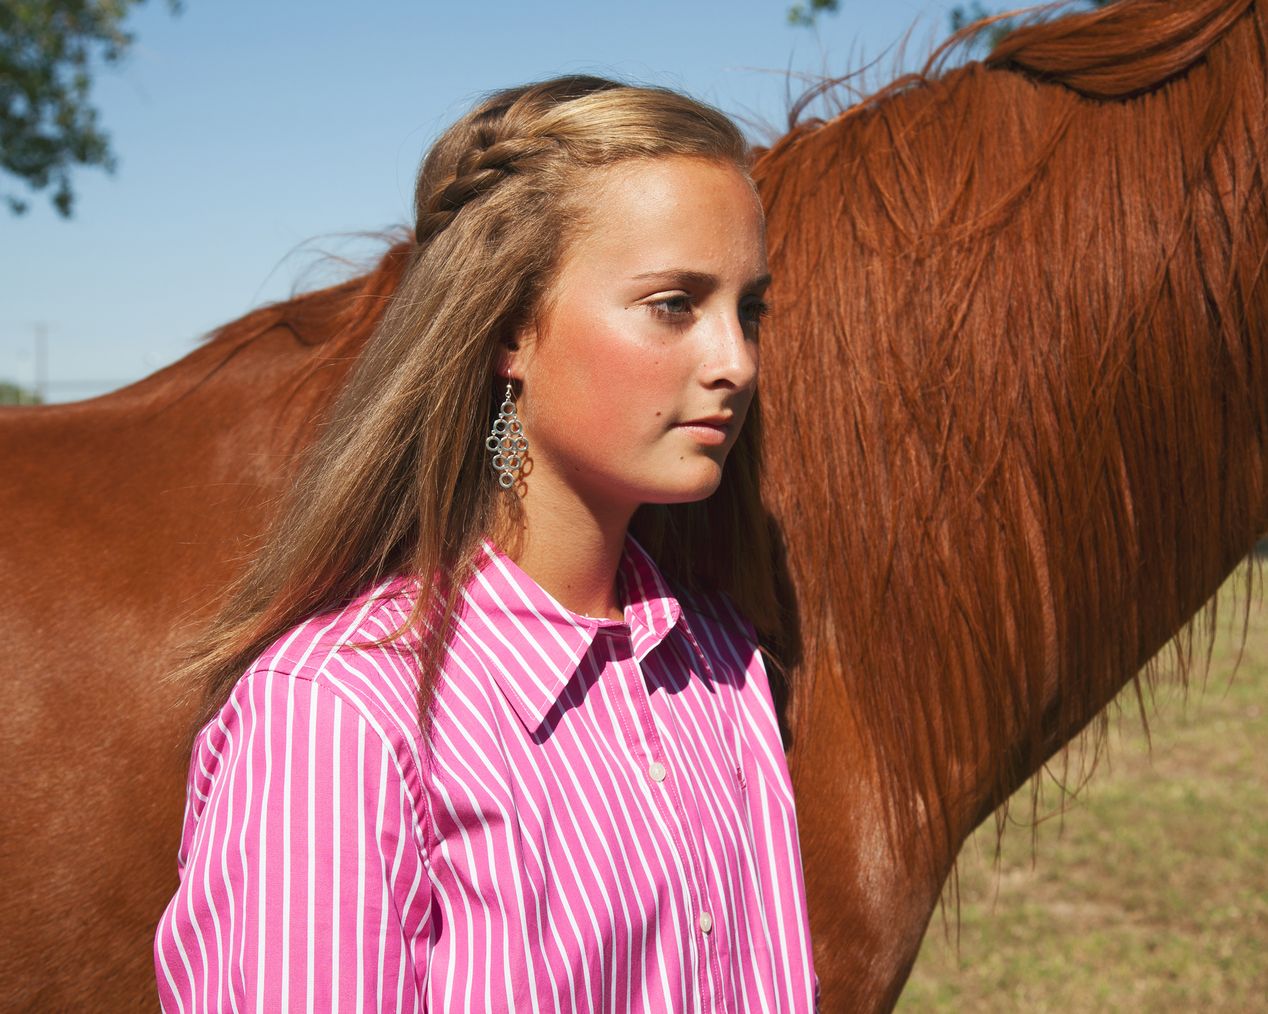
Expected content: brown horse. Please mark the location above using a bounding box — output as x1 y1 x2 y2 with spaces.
2 0 1265 1008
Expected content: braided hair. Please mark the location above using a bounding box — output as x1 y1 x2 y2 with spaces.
413 76 626 246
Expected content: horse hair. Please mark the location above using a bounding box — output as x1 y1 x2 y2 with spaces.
752 0 1267 907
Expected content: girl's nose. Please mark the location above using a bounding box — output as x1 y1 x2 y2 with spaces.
703 310 758 390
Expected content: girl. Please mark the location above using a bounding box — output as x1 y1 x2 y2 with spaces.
154 74 819 1012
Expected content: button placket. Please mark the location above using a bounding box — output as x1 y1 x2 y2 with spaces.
601 631 722 1008
625 653 725 1005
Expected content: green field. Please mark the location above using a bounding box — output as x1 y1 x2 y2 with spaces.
897 565 1268 1012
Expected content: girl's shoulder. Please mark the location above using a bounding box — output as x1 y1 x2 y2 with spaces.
237 573 426 750
181 575 434 869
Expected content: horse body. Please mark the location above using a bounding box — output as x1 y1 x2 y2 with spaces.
2 1 1266 1009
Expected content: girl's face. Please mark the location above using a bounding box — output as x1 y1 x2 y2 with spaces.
505 155 768 523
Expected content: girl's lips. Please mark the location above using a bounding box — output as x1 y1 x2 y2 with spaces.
674 422 728 445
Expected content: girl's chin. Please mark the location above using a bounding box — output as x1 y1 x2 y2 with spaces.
640 468 726 506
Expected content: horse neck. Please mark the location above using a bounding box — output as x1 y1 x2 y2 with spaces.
756 0 1268 866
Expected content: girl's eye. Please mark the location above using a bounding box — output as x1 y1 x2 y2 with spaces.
743 300 771 328
647 295 771 330
648 294 694 322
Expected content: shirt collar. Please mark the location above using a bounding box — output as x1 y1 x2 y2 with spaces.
461 530 682 733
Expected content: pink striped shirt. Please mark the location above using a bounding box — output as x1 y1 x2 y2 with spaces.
155 531 819 1011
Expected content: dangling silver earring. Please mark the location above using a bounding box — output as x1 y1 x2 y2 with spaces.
486 380 528 489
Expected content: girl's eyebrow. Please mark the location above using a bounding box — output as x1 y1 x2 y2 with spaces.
630 268 772 293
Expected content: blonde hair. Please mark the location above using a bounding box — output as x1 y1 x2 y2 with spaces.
175 74 779 746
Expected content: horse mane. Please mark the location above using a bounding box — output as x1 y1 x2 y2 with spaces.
751 0 1267 903
985 0 1255 98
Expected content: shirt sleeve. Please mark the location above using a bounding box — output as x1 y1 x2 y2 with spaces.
154 670 432 1011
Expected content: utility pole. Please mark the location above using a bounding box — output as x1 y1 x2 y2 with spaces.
33 322 47 404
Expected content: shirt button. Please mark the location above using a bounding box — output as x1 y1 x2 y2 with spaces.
698 912 713 934
647 760 667 783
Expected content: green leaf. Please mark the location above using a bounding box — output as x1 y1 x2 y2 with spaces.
0 0 182 217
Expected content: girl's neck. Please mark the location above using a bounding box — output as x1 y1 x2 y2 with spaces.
493 490 634 623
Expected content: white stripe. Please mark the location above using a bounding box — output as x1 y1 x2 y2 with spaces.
222 696 246 1014
331 699 342 1004
280 678 295 1012
154 903 187 1012
356 715 368 1014
306 678 318 1014
241 676 262 1009
375 744 392 1007
188 730 221 1012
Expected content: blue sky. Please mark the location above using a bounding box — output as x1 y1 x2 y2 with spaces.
2 0 961 402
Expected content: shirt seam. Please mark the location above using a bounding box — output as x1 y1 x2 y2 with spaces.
239 664 433 865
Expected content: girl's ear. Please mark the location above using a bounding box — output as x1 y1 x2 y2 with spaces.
497 321 534 380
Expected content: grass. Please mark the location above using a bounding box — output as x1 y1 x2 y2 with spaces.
897 565 1268 1012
